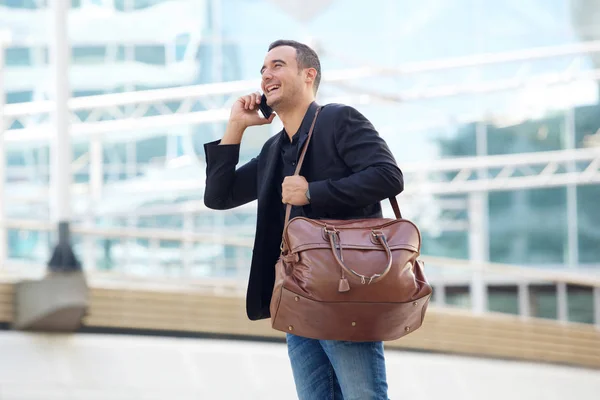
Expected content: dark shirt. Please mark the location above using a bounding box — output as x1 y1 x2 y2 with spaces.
276 130 305 225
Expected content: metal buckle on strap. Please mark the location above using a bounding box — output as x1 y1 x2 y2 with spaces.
323 226 339 235
280 239 287 254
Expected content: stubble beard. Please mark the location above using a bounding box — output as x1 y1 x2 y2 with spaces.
271 84 302 114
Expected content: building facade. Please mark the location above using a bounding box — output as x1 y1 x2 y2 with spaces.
1 0 599 318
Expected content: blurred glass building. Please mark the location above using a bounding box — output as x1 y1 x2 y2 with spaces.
1 0 599 317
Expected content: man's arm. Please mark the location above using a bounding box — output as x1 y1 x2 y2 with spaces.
308 106 403 213
203 93 275 210
203 141 259 210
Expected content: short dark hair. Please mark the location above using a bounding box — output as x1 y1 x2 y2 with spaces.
268 39 321 94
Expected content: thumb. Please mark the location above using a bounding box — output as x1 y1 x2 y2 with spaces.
260 113 276 125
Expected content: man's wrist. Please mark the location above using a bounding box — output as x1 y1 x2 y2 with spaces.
305 187 311 203
220 121 246 145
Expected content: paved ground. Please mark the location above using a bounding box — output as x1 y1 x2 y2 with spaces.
0 331 598 399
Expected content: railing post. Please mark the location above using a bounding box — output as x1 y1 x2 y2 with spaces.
594 286 600 330
0 31 9 268
235 246 247 279
565 108 579 270
83 228 95 272
121 235 130 275
47 0 81 273
149 238 160 275
90 138 103 205
84 138 101 273
434 283 446 306
557 282 569 323
182 212 194 277
518 282 531 319
122 215 136 274
468 121 489 314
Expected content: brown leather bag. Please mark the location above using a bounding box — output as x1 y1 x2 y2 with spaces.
270 107 433 342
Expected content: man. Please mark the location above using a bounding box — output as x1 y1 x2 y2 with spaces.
203 40 403 399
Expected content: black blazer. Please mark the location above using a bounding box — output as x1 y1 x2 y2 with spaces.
203 102 403 320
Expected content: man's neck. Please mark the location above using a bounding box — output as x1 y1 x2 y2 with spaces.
277 98 314 141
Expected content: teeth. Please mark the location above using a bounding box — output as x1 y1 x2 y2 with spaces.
269 85 280 92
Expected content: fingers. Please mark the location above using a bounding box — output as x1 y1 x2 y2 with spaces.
250 92 260 109
241 94 251 110
233 92 275 127
281 176 296 203
257 112 276 125
281 176 308 204
241 92 262 110
281 177 289 203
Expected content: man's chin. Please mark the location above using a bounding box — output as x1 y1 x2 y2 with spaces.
268 96 282 110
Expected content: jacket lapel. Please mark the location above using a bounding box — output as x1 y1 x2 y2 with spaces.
258 134 282 202
296 134 308 164
295 102 320 163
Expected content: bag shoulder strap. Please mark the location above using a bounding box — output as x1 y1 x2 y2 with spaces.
284 106 402 226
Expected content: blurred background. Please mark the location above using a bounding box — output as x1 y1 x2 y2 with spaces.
0 0 600 399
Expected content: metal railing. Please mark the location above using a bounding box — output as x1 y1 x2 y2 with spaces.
3 146 599 204
1 219 598 329
4 40 600 144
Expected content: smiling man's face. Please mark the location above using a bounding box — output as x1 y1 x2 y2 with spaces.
261 45 307 111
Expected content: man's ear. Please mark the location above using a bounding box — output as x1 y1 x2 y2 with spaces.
305 68 317 85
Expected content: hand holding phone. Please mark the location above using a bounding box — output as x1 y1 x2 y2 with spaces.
259 93 274 119
228 92 275 130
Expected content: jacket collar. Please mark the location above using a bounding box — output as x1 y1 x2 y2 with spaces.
291 101 319 161
259 102 319 201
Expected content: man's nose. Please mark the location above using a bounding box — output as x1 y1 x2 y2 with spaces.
262 70 273 82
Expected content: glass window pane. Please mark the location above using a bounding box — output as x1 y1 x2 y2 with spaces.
5 91 33 104
574 104 600 148
487 112 567 155
422 231 469 260
489 188 567 265
5 48 31 66
577 184 600 264
72 46 106 64
134 45 166 65
1 0 37 8
175 33 190 62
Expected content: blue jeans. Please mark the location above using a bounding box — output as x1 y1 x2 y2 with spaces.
286 333 389 400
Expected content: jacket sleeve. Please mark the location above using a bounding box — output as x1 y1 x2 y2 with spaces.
307 106 403 214
203 140 258 210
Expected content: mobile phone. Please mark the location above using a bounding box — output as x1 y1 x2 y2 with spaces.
259 93 274 119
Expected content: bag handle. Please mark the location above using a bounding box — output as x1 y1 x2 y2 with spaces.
283 106 403 227
326 228 393 286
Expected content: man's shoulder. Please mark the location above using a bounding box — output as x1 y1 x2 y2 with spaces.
319 103 369 123
320 102 356 116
